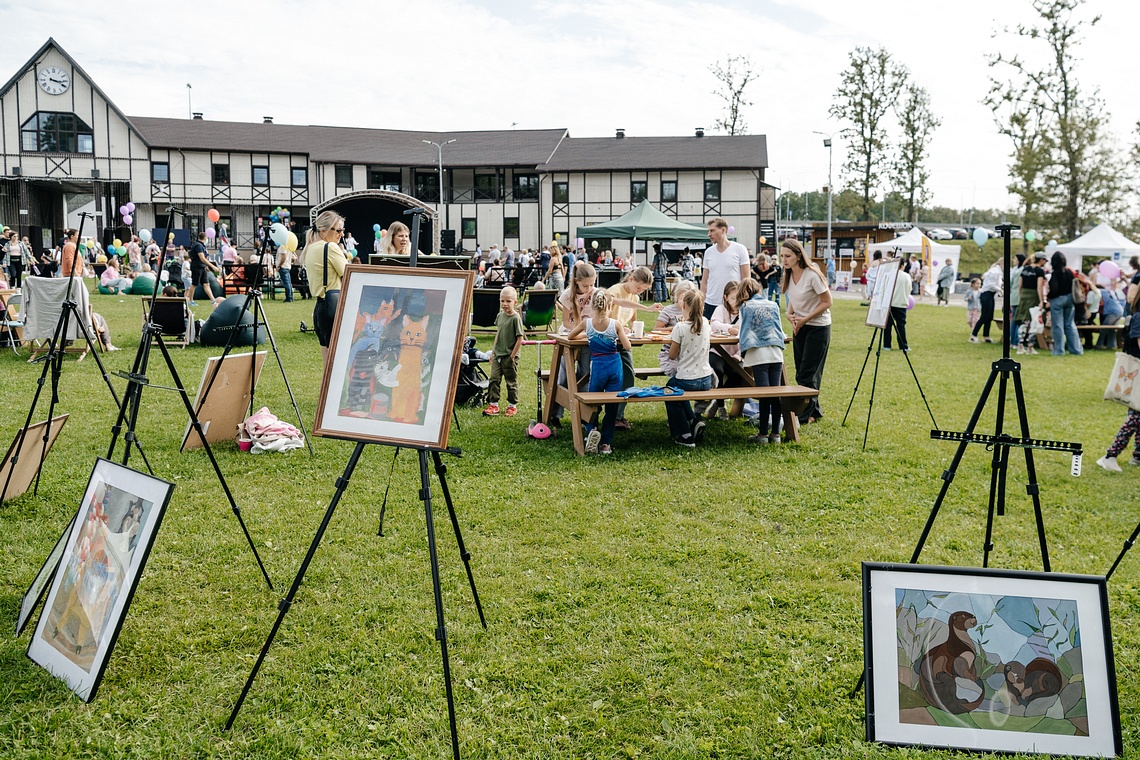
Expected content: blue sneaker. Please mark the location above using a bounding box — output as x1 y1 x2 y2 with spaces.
189 301 198 307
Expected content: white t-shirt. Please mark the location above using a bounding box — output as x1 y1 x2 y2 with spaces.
892 270 912 309
703 241 750 306
670 319 713 380
785 268 832 327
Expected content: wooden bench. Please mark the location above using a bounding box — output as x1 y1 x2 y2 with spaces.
1076 324 1124 332
570 384 819 454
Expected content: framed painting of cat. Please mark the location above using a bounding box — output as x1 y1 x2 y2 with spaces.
314 265 475 449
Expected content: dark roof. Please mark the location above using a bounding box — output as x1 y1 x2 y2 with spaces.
128 116 568 167
541 134 767 172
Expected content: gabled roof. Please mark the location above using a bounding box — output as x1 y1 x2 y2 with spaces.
128 116 568 167
0 38 148 146
541 134 768 172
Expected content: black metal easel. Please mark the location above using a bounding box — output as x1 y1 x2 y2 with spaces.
226 209 486 760
105 206 274 591
2 211 150 503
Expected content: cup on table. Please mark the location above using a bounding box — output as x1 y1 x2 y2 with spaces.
632 321 645 338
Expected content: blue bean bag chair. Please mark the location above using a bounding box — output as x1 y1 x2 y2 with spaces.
199 295 265 347
193 272 223 301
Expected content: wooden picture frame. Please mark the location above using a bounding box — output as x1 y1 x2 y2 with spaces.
314 265 475 449
180 351 267 451
27 458 174 702
866 258 902 329
0 414 68 502
863 562 1121 757
16 514 77 636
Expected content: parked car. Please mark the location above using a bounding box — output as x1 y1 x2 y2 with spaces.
947 227 968 240
926 228 953 240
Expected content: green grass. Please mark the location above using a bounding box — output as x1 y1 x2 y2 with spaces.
1 285 1136 758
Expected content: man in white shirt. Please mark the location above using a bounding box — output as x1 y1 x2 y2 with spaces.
699 217 750 319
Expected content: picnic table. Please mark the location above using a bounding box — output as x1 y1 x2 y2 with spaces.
540 330 818 455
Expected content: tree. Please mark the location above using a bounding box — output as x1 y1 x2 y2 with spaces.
890 84 940 224
709 56 756 135
983 79 1050 252
829 46 908 221
987 0 1127 239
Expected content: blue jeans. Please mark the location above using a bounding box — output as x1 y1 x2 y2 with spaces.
665 374 713 438
1049 293 1083 355
653 275 668 302
767 280 781 306
279 266 293 301
588 353 623 445
751 362 783 436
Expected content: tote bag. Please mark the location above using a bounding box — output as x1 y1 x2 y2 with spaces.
1104 351 1140 410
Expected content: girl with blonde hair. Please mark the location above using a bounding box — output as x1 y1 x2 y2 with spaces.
303 210 350 368
383 221 411 256
568 288 631 455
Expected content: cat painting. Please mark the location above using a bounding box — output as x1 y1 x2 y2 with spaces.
347 298 401 370
388 315 430 424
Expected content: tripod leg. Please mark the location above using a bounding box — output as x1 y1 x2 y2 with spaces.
901 349 938 429
981 370 1012 568
842 328 878 427
1011 371 1051 572
108 330 151 462
432 451 486 629
377 447 400 536
226 441 367 731
911 368 1000 564
419 450 461 760
255 297 315 457
863 330 884 451
153 334 275 591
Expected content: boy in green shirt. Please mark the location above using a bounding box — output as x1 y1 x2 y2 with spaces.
483 286 525 416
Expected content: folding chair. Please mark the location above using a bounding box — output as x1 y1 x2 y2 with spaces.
521 289 557 334
145 296 196 348
470 288 502 333
0 291 24 354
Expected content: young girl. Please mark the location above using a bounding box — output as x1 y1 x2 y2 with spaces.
737 277 786 444
607 266 663 430
704 280 742 419
1097 310 1140 472
568 289 630 455
550 262 600 426
654 279 696 378
665 289 714 447
964 278 982 330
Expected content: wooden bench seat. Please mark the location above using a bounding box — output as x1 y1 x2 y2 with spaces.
1075 324 1124 332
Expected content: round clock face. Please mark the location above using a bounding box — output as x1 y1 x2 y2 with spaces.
37 66 70 95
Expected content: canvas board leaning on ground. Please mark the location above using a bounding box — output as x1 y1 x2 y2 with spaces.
863 562 1121 758
314 265 474 450
26 458 174 702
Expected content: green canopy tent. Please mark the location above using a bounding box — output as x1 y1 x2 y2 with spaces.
576 200 709 266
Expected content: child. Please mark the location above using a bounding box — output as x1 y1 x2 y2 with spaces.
482 286 525 417
550 262 600 426
964 278 982 330
1097 315 1140 471
737 278 786 443
665 289 714 447
704 280 742 419
606 266 663 430
654 279 696 378
569 289 630 454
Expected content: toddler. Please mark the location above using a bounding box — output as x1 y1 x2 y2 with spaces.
482 286 525 417
964 278 982 330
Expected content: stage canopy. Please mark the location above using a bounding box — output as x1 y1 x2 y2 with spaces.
576 200 710 243
1056 222 1140 271
867 226 960 295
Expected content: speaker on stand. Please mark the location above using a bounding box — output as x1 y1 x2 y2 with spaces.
440 229 456 255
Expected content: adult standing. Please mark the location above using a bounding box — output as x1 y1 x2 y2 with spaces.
1014 253 1047 354
1098 280 1125 350
882 258 912 351
59 228 81 279
343 230 358 255
969 260 1003 343
502 245 515 284
936 258 955 306
651 243 669 302
276 243 297 302
126 235 142 272
1007 253 1026 339
145 238 161 272
188 231 220 307
33 236 56 278
1045 251 1082 356
781 239 832 424
303 211 350 370
4 231 27 288
700 217 750 319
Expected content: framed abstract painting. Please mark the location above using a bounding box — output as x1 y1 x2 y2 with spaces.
27 458 174 701
863 563 1121 757
314 265 474 449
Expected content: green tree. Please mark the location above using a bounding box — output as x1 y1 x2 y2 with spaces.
709 56 756 135
984 78 1050 252
890 84 940 224
829 46 909 221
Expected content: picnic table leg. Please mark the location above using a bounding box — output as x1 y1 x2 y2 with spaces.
779 365 801 443
712 345 754 418
564 346 589 455
541 343 564 426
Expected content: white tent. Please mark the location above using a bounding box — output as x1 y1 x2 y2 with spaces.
1055 222 1140 272
867 227 960 295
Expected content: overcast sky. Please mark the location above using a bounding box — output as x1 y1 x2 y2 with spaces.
2 0 1136 216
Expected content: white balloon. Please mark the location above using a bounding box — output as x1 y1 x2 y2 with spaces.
269 222 289 247
1045 239 1059 254
139 228 152 243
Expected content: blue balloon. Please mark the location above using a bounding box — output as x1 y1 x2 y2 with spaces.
972 227 988 247
373 223 381 232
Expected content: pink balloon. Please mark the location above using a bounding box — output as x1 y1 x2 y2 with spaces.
205 228 216 239
1099 260 1122 279
728 226 736 234
122 214 133 225
119 205 128 216
907 295 915 310
126 202 136 213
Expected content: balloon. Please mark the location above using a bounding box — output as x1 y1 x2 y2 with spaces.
759 236 767 245
373 223 381 232
1099 260 1122 279
119 205 128 216
907 295 915 310
381 229 386 236
280 209 290 218
728 226 735 234
205 228 216 240
168 233 175 240
269 222 289 247
118 246 127 256
375 231 382 240
122 214 132 225
207 208 221 223
126 202 135 213
591 241 598 249
576 237 584 249
972 227 988 247
112 238 122 248
286 231 299 253
555 233 561 239
1025 229 1037 242
139 229 152 243
1045 239 1059 254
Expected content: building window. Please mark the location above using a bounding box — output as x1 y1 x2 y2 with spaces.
415 172 440 202
661 180 677 203
513 173 538 201
335 165 353 188
252 166 269 186
504 217 520 237
20 112 95 154
474 174 497 202
151 162 170 183
631 181 648 203
462 218 477 238
212 164 230 185
368 169 401 191
552 181 569 204
291 167 307 187
704 179 721 202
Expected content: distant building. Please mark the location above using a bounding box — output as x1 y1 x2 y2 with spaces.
1 39 775 261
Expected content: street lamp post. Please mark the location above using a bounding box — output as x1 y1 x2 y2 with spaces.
812 130 835 271
422 139 456 206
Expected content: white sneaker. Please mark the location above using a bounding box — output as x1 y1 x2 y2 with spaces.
1097 456 1123 473
1016 346 1026 355
1129 456 1140 467
969 336 979 343
585 428 601 455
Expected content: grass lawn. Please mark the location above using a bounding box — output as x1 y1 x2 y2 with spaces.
1 285 1136 758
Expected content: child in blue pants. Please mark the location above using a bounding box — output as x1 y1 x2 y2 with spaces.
568 289 630 455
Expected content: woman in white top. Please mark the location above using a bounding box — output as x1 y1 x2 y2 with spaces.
781 238 832 424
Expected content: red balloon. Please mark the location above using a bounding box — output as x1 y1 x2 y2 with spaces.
207 208 221 223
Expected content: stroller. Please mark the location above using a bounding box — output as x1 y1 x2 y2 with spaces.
454 337 490 407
